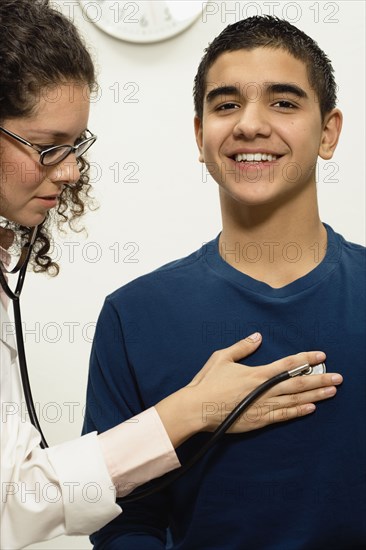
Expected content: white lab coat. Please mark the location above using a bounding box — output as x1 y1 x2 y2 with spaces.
0 299 121 549
0 296 180 549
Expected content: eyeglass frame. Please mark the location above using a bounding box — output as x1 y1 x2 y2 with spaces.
0 126 97 166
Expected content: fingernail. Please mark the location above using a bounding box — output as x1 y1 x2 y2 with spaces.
305 404 316 412
315 352 326 362
247 332 261 342
331 374 343 384
324 386 336 396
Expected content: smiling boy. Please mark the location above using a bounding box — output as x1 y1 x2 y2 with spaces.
84 16 366 549
194 44 341 288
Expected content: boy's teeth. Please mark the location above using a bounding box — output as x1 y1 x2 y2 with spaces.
234 153 277 162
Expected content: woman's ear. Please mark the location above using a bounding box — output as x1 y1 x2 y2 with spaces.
194 116 204 163
318 108 343 160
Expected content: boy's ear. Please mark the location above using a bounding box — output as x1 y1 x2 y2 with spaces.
319 108 343 160
194 116 204 163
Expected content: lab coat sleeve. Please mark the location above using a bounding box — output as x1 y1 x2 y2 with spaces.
0 315 121 549
0 300 179 550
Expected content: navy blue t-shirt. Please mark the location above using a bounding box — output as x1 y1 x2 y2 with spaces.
84 224 366 549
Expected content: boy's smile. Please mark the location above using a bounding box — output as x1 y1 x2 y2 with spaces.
195 47 340 208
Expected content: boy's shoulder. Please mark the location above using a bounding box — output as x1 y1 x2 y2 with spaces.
107 238 217 305
335 228 366 260
329 226 366 284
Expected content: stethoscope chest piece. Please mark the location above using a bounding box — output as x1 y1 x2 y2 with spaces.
302 362 327 375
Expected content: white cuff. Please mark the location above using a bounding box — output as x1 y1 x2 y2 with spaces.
46 432 121 534
98 407 181 497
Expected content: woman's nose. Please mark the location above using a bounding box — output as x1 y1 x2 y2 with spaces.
49 153 81 186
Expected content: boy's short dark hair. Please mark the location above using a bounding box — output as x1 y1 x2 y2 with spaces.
193 15 337 121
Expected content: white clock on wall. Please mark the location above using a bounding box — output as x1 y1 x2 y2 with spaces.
78 1 206 43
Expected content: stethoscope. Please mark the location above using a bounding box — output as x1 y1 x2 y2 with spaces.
0 226 326 502
0 225 48 448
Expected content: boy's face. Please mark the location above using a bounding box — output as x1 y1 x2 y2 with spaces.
195 47 340 208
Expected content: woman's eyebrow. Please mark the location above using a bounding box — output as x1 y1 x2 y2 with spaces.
30 130 70 138
30 129 87 139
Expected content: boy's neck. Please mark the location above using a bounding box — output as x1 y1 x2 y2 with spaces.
219 192 327 288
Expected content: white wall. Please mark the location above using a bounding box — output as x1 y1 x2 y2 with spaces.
23 1 364 548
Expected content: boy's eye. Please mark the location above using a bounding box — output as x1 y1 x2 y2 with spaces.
272 100 297 109
216 102 240 111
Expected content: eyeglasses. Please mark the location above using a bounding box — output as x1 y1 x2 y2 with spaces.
0 126 97 166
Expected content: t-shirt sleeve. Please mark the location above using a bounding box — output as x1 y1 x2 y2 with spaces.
83 297 173 548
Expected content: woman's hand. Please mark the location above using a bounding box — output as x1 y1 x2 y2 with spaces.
155 333 343 447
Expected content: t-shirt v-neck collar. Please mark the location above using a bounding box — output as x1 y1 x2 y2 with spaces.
203 223 341 299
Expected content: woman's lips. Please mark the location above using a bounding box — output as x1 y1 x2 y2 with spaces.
35 196 59 207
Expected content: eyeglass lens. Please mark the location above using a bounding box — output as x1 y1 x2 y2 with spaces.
42 137 96 166
43 147 71 165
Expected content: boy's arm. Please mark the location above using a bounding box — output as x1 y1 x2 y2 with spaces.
83 298 170 547
90 494 169 549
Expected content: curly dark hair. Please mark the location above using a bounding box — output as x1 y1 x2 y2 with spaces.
193 15 337 121
0 0 97 275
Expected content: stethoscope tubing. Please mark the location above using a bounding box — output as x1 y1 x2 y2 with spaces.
0 225 48 448
0 227 317 501
12 297 48 448
0 226 38 298
119 369 291 503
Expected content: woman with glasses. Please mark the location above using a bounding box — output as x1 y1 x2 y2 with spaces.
0 1 342 548
0 127 97 167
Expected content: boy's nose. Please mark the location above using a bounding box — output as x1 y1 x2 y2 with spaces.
233 104 271 140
